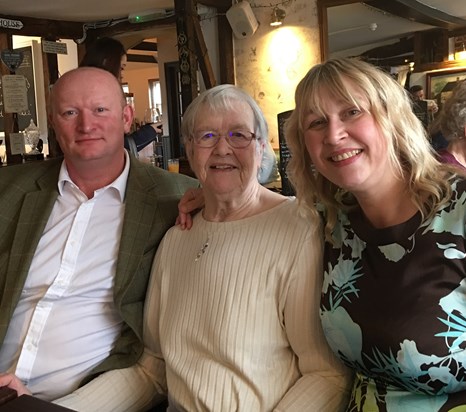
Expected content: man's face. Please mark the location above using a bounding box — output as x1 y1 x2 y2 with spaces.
49 68 133 167
412 89 424 101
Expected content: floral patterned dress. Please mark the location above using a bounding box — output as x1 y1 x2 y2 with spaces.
320 179 466 411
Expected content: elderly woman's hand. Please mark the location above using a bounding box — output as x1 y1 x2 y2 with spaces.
0 373 31 397
177 188 204 230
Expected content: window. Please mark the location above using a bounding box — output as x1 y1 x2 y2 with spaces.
148 79 162 119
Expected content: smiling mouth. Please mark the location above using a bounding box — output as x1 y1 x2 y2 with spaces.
211 165 236 170
331 149 362 162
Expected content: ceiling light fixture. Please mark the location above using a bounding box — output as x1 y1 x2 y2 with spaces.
270 6 286 27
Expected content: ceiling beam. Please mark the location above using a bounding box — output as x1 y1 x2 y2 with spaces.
91 14 176 39
0 13 83 39
366 0 466 30
131 41 158 52
361 36 414 59
197 0 230 11
127 53 157 64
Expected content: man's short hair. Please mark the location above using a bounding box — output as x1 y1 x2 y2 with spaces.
409 85 423 94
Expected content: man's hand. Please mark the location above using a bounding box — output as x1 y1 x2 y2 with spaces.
0 373 31 397
177 188 204 230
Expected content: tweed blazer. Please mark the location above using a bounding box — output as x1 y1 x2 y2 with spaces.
0 156 198 384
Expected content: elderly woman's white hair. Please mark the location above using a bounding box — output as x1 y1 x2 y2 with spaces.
181 84 268 144
438 80 466 141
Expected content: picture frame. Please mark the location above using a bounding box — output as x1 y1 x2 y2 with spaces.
426 68 466 110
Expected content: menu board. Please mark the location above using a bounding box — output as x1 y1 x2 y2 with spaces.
277 110 295 196
0 46 37 131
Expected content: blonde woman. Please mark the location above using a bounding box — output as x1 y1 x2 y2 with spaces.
285 57 466 411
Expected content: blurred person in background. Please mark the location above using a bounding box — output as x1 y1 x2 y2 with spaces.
432 80 466 170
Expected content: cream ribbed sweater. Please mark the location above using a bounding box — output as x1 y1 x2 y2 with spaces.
56 198 351 411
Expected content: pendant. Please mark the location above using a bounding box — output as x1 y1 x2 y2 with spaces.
195 238 209 262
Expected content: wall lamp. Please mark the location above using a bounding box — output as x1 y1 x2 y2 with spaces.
270 6 286 27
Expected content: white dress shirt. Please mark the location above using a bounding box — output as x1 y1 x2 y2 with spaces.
0 154 130 401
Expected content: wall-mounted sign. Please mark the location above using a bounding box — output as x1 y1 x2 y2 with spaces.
1 49 24 71
0 46 37 132
42 40 68 55
0 18 23 30
2 75 28 114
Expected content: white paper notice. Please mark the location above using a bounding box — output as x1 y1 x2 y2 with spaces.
2 75 28 113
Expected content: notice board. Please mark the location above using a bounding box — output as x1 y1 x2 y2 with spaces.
0 46 37 132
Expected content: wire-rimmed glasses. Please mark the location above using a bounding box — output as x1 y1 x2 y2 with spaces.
192 130 257 148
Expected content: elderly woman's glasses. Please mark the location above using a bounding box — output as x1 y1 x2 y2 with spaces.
192 130 257 148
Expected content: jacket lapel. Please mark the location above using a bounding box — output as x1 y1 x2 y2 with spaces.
113 158 159 302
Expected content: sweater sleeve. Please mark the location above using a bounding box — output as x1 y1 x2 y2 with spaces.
274 226 352 411
53 246 167 412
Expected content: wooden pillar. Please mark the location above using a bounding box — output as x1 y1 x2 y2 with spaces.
217 12 235 84
0 33 22 165
41 36 62 158
193 15 216 89
174 0 199 113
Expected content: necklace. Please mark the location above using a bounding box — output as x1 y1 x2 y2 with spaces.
195 238 209 262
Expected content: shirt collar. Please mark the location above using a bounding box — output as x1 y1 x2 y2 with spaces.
57 151 130 202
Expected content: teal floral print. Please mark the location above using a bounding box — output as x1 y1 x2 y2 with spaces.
320 179 466 411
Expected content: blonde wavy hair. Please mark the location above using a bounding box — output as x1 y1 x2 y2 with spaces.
285 57 457 242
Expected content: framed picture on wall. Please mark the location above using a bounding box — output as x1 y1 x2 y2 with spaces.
426 68 466 110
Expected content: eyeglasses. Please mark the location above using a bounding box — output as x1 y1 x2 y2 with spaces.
192 130 257 148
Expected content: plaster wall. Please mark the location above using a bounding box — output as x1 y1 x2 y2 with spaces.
233 0 320 148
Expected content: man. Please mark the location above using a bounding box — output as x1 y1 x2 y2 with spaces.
409 84 448 150
0 67 197 402
409 84 439 128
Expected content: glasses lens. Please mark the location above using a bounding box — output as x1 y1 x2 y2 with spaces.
195 132 218 147
228 131 254 148
193 131 255 148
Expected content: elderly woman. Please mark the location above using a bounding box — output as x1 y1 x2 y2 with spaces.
22 84 349 411
434 80 466 170
285 58 466 411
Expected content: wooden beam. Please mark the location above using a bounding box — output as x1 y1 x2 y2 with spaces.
192 13 216 88
90 15 176 39
361 37 413 59
217 13 235 84
41 36 62 158
131 41 158 52
366 0 466 30
127 54 157 64
0 14 83 39
317 0 329 61
197 0 230 11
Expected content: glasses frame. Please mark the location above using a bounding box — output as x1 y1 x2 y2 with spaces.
191 130 257 149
